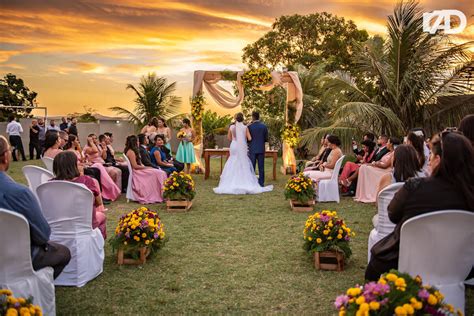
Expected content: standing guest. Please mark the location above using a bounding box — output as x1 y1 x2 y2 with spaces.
103 132 129 193
29 119 41 160
459 114 474 146
59 117 68 131
151 135 177 175
0 136 71 278
366 132 474 281
42 132 63 159
339 139 376 190
6 115 27 161
138 133 158 168
37 118 46 153
64 134 102 187
124 135 167 204
141 117 158 141
176 118 196 174
52 151 107 239
355 137 401 203
156 117 172 151
46 119 60 132
304 134 331 171
68 117 78 136
303 135 343 182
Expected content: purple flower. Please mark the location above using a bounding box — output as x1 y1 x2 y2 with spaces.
319 215 330 222
344 235 350 241
125 232 130 238
379 298 389 305
153 233 159 239
363 282 390 301
14 302 20 308
418 288 430 300
334 295 349 309
140 219 148 228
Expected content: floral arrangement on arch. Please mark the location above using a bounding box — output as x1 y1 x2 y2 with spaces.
110 207 166 253
281 124 300 148
0 289 42 316
303 210 354 259
241 68 273 89
334 270 461 316
190 92 205 121
163 171 196 201
284 173 315 203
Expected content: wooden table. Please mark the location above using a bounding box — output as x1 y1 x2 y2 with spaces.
204 149 278 180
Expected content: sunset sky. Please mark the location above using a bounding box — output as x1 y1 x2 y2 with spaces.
1 0 473 117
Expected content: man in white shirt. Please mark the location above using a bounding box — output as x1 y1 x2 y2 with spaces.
46 119 60 132
6 115 27 161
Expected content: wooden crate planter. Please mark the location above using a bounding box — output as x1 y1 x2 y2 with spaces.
314 250 344 271
117 247 151 265
166 199 193 212
290 199 315 212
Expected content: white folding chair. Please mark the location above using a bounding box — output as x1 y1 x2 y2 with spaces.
367 182 404 262
41 157 54 172
0 208 56 316
22 165 54 201
122 154 136 202
399 210 474 313
317 155 345 203
36 181 104 287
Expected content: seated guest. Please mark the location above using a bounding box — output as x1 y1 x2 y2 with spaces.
406 132 429 174
58 130 68 149
64 134 102 187
304 134 331 171
340 139 376 190
151 135 177 175
303 135 343 182
43 131 63 159
138 133 158 168
366 132 474 280
158 139 185 172
459 114 474 147
355 137 400 203
124 135 167 204
103 132 129 193
352 132 375 158
0 136 71 278
373 135 389 161
52 151 107 239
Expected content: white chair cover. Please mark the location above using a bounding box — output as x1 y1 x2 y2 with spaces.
367 182 404 262
22 165 54 201
41 157 54 172
399 210 474 313
122 154 136 202
36 181 104 287
0 208 56 316
316 155 345 203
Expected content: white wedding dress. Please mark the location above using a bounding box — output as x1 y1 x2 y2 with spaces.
213 122 273 195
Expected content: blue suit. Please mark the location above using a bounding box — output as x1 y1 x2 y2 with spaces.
247 120 268 186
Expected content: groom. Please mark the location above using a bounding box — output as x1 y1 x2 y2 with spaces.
248 111 269 187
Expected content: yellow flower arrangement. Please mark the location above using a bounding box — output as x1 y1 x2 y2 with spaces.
109 207 166 255
190 92 205 121
284 173 315 204
0 289 42 316
303 210 354 258
334 270 462 316
177 130 187 140
163 171 196 201
241 68 273 89
281 124 300 148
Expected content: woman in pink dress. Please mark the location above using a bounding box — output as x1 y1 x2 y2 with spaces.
339 139 376 191
52 151 107 239
124 135 167 204
303 135 343 182
43 132 63 159
355 137 401 203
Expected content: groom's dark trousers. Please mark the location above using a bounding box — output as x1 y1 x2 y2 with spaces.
250 153 265 187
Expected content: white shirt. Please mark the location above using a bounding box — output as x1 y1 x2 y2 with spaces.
6 121 23 136
47 125 60 131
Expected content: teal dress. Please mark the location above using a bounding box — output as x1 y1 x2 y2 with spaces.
176 131 196 163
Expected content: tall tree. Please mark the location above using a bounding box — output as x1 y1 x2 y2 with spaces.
110 73 181 127
0 73 37 121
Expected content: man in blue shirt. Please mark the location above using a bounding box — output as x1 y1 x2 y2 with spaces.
0 135 70 278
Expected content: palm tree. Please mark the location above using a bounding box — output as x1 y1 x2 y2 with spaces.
110 73 182 127
301 0 473 147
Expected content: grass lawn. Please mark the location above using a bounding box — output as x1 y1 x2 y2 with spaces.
7 158 473 315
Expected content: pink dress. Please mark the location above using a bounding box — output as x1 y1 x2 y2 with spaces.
339 151 375 182
304 149 342 182
43 148 62 159
354 152 394 203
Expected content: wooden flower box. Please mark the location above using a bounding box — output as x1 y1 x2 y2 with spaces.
117 247 151 265
166 199 193 212
290 199 315 212
314 250 344 271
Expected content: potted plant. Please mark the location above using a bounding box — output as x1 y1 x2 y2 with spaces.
0 289 42 316
110 207 166 265
285 173 315 211
334 270 460 316
163 171 196 212
303 210 354 271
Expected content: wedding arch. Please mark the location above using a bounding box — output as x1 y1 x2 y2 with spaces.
190 69 304 174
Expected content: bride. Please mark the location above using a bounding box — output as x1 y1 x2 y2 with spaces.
213 113 273 195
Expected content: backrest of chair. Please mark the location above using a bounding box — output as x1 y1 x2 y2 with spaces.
330 155 345 181
41 157 54 172
22 166 54 198
376 182 404 234
399 210 474 283
0 208 34 282
122 153 135 200
36 181 94 236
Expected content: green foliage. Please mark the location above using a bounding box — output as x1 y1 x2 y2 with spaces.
0 73 37 121
69 106 98 123
220 70 237 81
201 110 232 148
110 73 181 128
